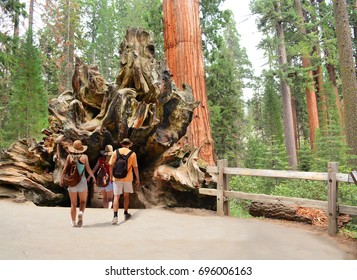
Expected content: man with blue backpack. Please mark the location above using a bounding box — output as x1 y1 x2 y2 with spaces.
109 138 140 224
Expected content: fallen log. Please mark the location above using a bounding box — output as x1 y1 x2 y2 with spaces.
248 201 351 227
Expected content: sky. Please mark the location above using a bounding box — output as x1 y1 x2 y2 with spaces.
221 0 267 100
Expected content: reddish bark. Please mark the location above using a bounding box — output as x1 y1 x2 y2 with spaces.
326 62 344 125
162 0 215 165
295 0 320 148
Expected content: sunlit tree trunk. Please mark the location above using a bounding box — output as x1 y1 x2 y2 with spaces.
162 0 215 165
295 0 319 148
333 0 357 164
310 0 328 134
317 0 344 125
29 0 34 33
275 1 298 169
65 0 74 91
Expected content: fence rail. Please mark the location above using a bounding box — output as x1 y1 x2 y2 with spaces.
200 160 357 236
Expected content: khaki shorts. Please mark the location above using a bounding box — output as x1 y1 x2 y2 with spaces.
113 181 133 195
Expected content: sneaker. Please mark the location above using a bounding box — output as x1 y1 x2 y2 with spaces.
111 217 118 225
71 221 77 227
124 212 131 220
77 211 83 227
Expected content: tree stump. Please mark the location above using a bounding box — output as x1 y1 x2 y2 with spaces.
0 28 215 209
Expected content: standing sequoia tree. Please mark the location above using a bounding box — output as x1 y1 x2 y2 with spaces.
162 0 215 165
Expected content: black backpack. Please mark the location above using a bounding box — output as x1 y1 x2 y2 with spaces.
113 150 134 179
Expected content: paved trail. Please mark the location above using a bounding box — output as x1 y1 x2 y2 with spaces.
0 200 355 260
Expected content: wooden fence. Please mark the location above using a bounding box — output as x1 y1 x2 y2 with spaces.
199 160 357 236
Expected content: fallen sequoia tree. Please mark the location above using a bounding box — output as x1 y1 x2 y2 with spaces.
248 202 351 227
0 28 215 209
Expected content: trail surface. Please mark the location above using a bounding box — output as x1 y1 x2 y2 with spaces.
0 200 355 260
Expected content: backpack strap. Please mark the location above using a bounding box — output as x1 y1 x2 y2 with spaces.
117 149 133 159
71 154 85 176
126 150 134 159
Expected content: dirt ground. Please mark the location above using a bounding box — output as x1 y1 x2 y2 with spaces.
0 198 356 260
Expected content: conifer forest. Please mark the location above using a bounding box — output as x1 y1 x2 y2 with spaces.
0 0 357 230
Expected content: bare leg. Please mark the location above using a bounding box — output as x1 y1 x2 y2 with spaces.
101 189 108 208
113 194 121 212
123 192 130 212
68 191 78 224
111 194 121 224
77 191 87 227
107 190 114 209
78 191 87 212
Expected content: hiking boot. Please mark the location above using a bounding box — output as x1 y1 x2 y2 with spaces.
77 211 83 227
124 212 131 220
111 217 118 225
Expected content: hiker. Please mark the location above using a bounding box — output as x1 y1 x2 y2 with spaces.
109 138 140 224
91 145 114 209
60 139 95 227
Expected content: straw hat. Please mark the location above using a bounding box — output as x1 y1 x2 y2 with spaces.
68 140 88 154
120 138 132 145
100 145 113 156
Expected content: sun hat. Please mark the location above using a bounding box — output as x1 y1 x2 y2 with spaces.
68 140 88 154
100 145 113 156
120 138 132 145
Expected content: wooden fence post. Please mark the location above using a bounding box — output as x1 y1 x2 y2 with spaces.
327 162 338 236
217 159 229 216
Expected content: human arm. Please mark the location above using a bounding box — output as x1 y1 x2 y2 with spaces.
108 152 116 183
84 155 96 182
133 166 140 188
89 160 100 182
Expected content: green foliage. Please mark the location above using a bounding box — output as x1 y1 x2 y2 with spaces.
200 0 230 60
79 0 163 81
38 0 82 95
272 180 327 201
312 83 352 172
298 140 313 171
243 135 268 169
338 183 357 206
262 75 284 144
230 175 276 195
2 31 48 147
229 199 252 218
230 173 328 202
205 5 250 166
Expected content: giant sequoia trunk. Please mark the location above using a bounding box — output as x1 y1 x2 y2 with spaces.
295 0 320 149
162 0 215 165
0 28 215 209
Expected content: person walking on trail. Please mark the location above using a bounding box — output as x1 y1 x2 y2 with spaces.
109 138 140 225
91 145 114 209
60 140 95 228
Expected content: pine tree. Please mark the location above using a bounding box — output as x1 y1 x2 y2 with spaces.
206 12 251 166
3 31 48 146
312 81 350 172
